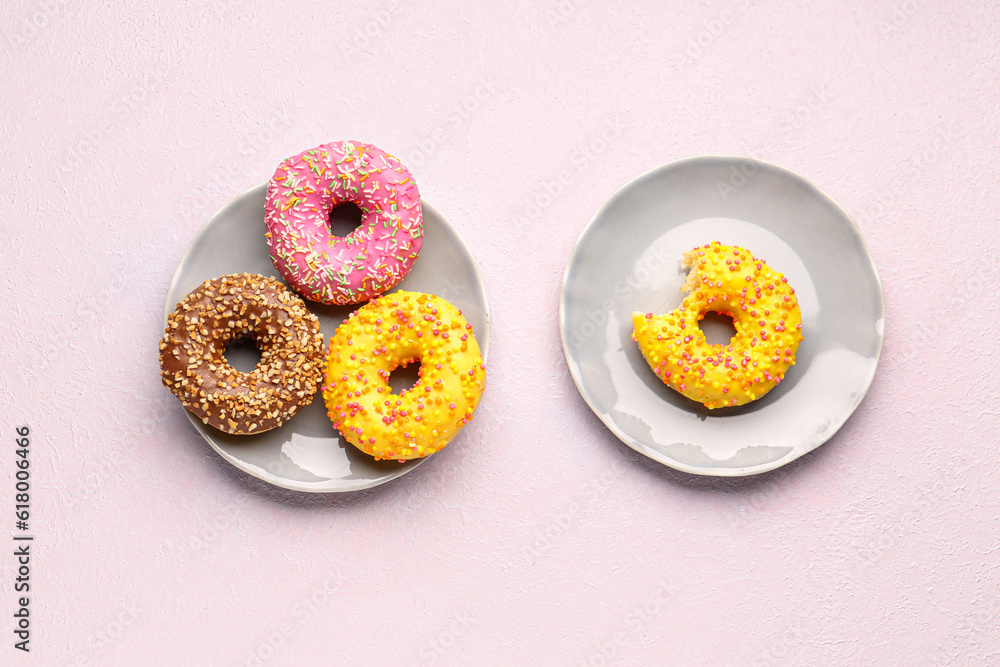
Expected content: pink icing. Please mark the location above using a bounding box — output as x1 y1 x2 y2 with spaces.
264 141 423 305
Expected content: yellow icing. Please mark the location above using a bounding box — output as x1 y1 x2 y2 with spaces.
323 291 486 461
632 242 803 409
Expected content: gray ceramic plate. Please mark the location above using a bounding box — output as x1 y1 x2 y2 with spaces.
560 155 884 476
165 184 490 492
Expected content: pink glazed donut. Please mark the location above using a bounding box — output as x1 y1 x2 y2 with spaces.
264 141 423 305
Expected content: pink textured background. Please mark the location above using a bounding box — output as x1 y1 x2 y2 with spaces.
2 0 999 663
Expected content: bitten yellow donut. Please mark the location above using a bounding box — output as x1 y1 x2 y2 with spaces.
322 291 486 461
632 242 803 409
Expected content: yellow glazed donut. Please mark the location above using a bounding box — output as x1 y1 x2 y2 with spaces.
632 242 803 409
322 291 486 461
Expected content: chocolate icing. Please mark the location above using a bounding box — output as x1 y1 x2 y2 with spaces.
159 273 325 434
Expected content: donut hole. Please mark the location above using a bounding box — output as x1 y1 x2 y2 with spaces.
388 359 421 395
224 334 262 372
328 201 365 237
699 311 737 345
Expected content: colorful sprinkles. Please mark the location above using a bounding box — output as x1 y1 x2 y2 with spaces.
322 291 486 462
264 141 423 305
632 242 804 409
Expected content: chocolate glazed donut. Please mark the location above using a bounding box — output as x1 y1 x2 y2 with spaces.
159 273 325 434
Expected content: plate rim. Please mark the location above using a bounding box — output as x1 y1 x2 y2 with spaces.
163 181 491 493
559 153 885 477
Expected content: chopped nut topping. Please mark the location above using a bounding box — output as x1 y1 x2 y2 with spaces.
159 273 325 435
